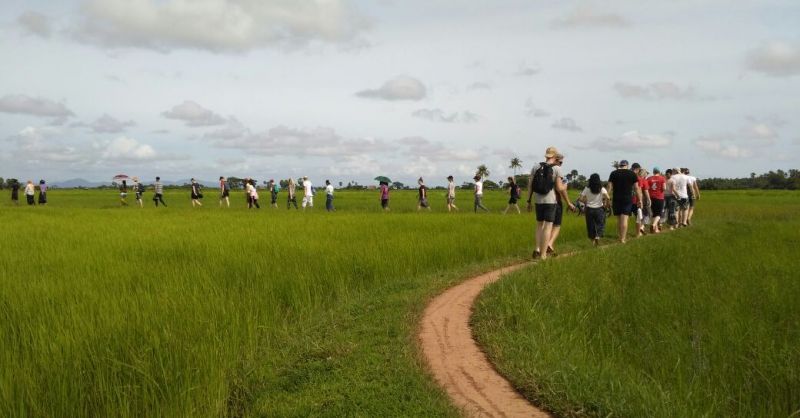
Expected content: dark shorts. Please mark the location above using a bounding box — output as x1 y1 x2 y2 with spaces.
221 190 230 198
612 200 634 216
677 198 689 210
191 193 200 199
419 198 429 208
651 199 665 218
535 203 557 222
553 202 564 226
381 198 389 208
688 195 695 208
135 192 143 200
508 196 518 204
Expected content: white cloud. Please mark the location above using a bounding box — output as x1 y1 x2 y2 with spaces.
89 114 136 133
412 108 478 123
740 123 777 143
73 0 369 53
328 154 381 176
203 117 249 139
515 65 540 76
17 11 52 38
355 76 427 101
613 82 697 100
551 117 582 132
162 101 226 126
580 131 673 151
745 41 800 77
695 138 753 159
0 95 74 118
100 136 156 160
397 136 481 161
551 5 631 29
524 98 549 118
6 126 82 163
467 82 491 91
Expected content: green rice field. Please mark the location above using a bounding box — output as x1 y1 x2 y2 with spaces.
473 190 800 417
1 188 797 417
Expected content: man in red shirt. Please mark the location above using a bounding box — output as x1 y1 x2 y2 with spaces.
631 163 651 237
646 167 666 233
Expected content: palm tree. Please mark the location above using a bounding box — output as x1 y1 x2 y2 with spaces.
475 164 490 180
611 160 620 169
509 157 522 176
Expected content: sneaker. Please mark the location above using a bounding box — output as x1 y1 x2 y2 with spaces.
532 250 541 259
546 246 557 257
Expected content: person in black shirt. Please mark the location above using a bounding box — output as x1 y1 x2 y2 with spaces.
10 180 20 205
417 178 430 211
607 160 643 243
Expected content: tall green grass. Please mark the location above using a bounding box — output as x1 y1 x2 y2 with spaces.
2 188 573 417
473 191 800 417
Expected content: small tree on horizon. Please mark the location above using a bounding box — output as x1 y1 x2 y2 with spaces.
475 164 490 180
509 157 522 176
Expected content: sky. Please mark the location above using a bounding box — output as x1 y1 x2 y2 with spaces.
1 0 799 185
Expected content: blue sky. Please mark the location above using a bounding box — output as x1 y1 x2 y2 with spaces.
1 0 798 184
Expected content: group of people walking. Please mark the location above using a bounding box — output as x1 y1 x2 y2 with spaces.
9 180 47 206
527 146 700 260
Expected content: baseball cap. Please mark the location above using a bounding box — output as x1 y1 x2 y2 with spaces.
619 160 629 167
652 166 661 173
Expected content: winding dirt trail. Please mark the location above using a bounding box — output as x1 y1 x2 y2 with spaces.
419 262 550 418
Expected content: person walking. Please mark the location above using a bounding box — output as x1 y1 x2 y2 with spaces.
606 160 642 243
10 180 20 205
664 169 678 230
325 180 335 212
526 147 573 259
473 175 489 213
190 178 203 207
379 181 390 211
37 180 48 205
153 176 167 207
302 176 314 210
446 175 459 212
132 177 144 208
646 167 666 233
25 180 36 206
269 179 279 208
631 163 651 237
546 153 569 256
503 176 521 214
247 179 260 209
579 173 610 246
670 167 690 227
683 168 701 225
417 177 431 211
287 178 298 209
219 176 230 208
119 180 129 206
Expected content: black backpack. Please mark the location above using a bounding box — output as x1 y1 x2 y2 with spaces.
532 162 555 195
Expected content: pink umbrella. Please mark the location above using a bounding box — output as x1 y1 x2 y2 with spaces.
112 174 130 182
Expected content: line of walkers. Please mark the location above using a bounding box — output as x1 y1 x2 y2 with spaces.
527 146 700 260
8 179 47 206
112 176 336 212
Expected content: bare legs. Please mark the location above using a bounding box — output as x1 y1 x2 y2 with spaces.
617 214 630 243
503 203 521 214
535 221 554 259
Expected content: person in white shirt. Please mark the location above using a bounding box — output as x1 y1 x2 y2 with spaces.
24 180 36 206
324 179 335 212
446 175 459 212
682 168 701 226
473 175 489 213
246 179 260 209
670 168 690 226
302 176 314 209
578 173 610 246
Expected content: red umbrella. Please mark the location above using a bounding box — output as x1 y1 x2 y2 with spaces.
112 174 130 182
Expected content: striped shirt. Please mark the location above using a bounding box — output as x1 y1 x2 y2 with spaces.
154 182 163 194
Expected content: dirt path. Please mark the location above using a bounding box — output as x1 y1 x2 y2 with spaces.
419 262 550 418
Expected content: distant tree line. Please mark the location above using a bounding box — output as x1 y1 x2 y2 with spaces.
698 169 800 190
